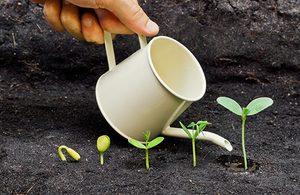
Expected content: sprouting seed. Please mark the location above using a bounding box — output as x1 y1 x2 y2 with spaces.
97 135 110 165
58 145 81 161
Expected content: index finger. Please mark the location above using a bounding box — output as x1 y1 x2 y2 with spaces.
67 0 158 36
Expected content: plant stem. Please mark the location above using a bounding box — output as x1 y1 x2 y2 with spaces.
192 138 196 167
100 153 104 165
242 116 248 170
58 145 67 161
145 149 149 170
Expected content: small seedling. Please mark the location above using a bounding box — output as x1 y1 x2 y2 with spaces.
97 135 110 165
217 96 273 170
58 145 81 161
179 121 210 168
128 131 164 170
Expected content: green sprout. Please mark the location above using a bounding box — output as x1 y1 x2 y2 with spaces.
58 145 81 161
217 96 273 170
128 131 164 170
97 135 110 165
179 121 210 168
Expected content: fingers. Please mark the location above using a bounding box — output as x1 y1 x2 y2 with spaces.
36 0 159 39
81 12 104 44
106 0 159 36
95 9 133 35
60 1 83 39
67 0 159 36
36 0 153 44
43 0 64 32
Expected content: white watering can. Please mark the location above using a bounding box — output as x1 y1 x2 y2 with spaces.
95 32 232 151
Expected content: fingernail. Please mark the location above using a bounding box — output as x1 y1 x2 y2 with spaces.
146 20 159 34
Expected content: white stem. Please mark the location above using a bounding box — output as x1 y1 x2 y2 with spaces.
162 127 233 151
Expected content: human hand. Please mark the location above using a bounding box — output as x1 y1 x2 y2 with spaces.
32 0 159 44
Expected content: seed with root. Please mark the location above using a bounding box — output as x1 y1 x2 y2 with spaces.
58 145 80 161
97 135 110 165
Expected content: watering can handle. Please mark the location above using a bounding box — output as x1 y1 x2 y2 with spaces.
104 31 147 71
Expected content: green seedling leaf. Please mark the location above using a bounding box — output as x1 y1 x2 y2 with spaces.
147 137 164 149
246 97 273 116
195 121 210 138
97 135 110 153
128 139 146 149
144 131 151 143
217 96 243 116
188 122 197 129
196 120 209 126
179 121 192 138
196 121 211 128
194 130 201 139
242 108 250 120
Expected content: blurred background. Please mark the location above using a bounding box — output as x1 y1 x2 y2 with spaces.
0 0 299 83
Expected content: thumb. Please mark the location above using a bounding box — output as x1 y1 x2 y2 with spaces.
107 0 159 36
67 0 159 36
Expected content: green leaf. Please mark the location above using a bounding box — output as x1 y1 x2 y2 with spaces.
143 131 151 142
147 137 164 149
242 107 249 117
128 139 146 149
179 121 192 138
195 121 210 138
188 122 196 129
246 97 273 116
217 96 243 116
196 121 210 126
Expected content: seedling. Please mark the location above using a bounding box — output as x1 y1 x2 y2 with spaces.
179 121 210 168
128 131 164 170
58 145 81 161
97 135 110 165
217 96 273 170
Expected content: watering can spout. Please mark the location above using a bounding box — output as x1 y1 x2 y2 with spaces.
161 126 233 151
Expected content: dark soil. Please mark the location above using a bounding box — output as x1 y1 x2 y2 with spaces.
1 61 299 194
1 0 299 194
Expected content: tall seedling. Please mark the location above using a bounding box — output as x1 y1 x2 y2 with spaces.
217 96 273 170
